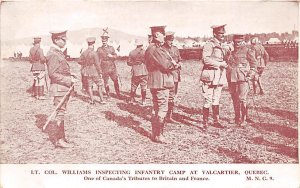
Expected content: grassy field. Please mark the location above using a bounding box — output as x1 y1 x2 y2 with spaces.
0 59 298 164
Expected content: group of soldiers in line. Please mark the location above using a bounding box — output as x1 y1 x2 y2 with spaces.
28 24 269 147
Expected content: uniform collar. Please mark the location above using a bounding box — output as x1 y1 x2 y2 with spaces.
212 37 222 46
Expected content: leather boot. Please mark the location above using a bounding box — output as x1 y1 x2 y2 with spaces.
55 121 72 148
252 81 257 94
114 80 121 98
158 117 168 143
129 89 136 103
141 90 146 106
165 102 177 123
202 107 209 130
240 102 247 126
212 105 224 128
32 81 36 97
151 115 160 142
39 86 46 100
105 86 110 98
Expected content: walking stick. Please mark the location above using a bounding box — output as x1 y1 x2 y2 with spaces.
247 80 262 126
42 84 74 131
44 74 49 94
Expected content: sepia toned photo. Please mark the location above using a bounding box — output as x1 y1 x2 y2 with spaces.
0 0 298 167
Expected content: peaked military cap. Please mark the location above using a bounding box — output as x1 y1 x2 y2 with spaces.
165 31 175 40
101 32 110 40
150 26 166 35
87 37 96 45
211 24 226 34
233 34 245 42
135 39 143 46
50 30 67 39
33 37 41 44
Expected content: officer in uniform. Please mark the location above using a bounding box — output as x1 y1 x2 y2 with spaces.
127 39 148 105
145 26 180 142
227 34 257 126
250 37 269 95
200 24 229 129
29 37 47 99
46 30 77 148
163 31 182 123
96 32 121 98
78 37 105 104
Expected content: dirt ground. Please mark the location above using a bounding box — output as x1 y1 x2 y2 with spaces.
0 59 298 164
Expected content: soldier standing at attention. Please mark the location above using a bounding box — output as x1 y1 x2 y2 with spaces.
97 31 121 99
78 37 105 104
46 30 78 148
145 26 180 143
227 34 257 126
163 31 182 123
127 39 148 105
29 37 47 100
250 37 269 95
200 24 228 129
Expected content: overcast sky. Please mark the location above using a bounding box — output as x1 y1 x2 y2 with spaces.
1 1 299 40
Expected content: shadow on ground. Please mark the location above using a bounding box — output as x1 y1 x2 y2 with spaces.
103 111 152 140
251 136 298 161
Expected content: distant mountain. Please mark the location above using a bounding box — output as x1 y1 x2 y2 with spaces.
2 27 146 46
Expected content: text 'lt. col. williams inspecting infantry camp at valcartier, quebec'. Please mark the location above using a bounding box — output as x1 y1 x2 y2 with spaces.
0 0 299 172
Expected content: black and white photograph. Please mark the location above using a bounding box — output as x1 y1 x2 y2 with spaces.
0 1 299 187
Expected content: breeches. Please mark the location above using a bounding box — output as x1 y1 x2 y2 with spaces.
87 76 103 87
103 70 118 86
228 81 249 104
131 75 147 91
32 71 46 86
202 84 223 108
150 88 169 120
53 95 70 121
168 84 177 103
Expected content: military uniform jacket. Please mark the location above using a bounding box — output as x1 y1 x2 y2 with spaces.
127 47 148 77
227 45 257 83
29 46 46 71
145 43 176 89
46 46 72 97
163 44 182 82
201 38 228 85
251 44 269 68
96 45 117 74
78 48 102 77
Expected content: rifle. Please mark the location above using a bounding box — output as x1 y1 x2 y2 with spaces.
42 84 74 131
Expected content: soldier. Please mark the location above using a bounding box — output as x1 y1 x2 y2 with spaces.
200 24 228 129
250 37 269 95
97 31 121 98
145 26 180 142
78 37 105 104
29 37 47 100
46 30 78 148
163 31 182 123
127 39 148 105
227 34 257 126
